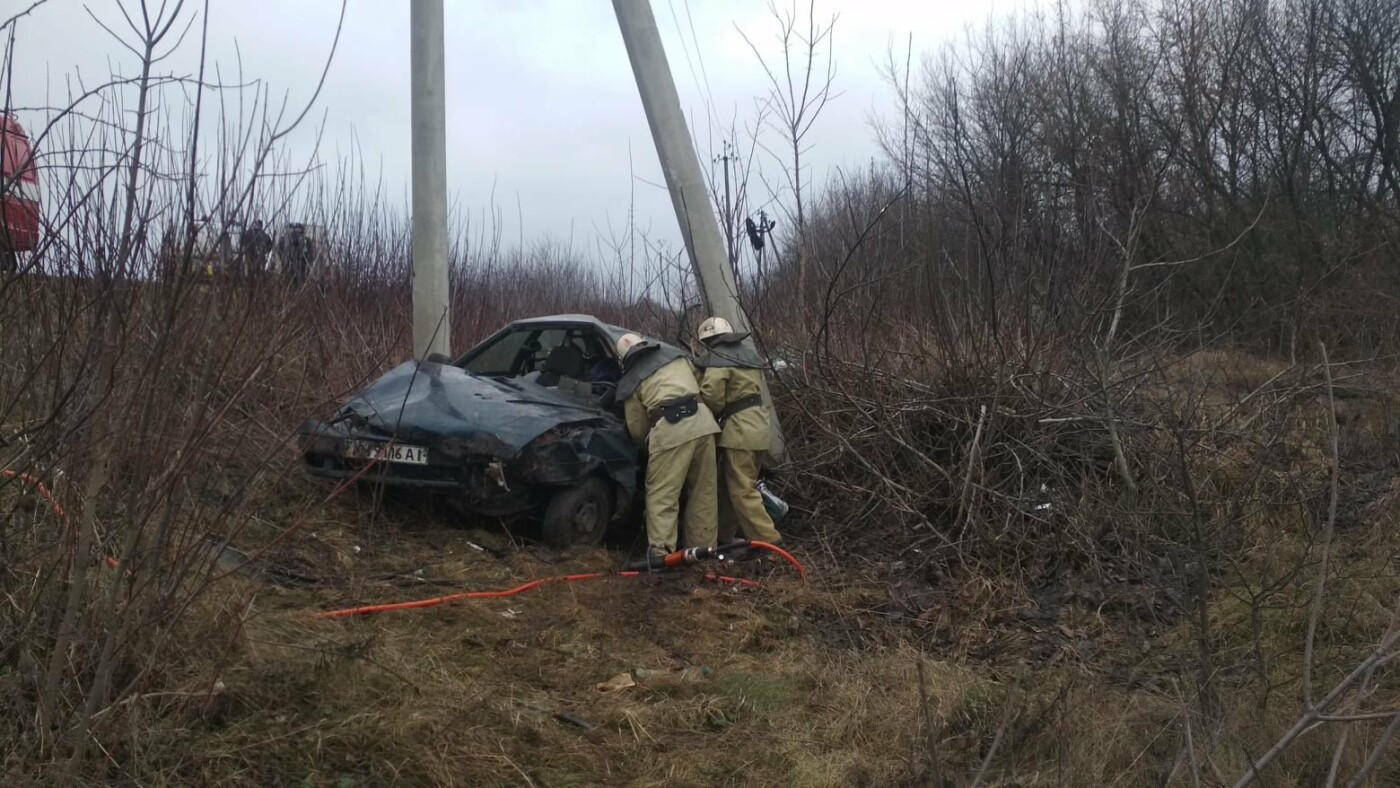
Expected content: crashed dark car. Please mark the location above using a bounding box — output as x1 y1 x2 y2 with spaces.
296 314 669 546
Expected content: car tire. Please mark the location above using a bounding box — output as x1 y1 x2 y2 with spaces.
541 477 612 547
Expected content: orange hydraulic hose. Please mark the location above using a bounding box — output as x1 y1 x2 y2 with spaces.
2 469 67 519
4 469 120 569
5 472 807 594
706 573 761 587
749 540 806 580
311 570 761 619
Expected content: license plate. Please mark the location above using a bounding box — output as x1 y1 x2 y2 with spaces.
343 440 428 465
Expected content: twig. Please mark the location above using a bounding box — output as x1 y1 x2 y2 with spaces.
1327 718 1352 787
954 404 988 538
0 0 49 31
1128 200 1268 271
1317 711 1400 723
970 679 1019 788
915 657 943 784
499 747 538 788
89 683 224 722
553 710 598 732
1233 623 1400 787
1344 713 1400 788
1304 341 1339 711
1185 709 1202 788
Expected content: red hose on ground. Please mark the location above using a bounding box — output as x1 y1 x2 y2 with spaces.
3 471 809 597
749 540 806 579
2 469 67 519
3 469 120 569
311 570 762 619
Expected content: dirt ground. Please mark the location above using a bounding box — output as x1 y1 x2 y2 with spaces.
140 494 973 787
81 468 1400 788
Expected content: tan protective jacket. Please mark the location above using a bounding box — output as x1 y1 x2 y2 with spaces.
623 357 720 452
699 366 770 451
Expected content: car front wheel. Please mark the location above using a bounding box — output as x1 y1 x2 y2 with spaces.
541 477 612 547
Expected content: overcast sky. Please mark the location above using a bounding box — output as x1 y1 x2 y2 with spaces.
9 0 1031 254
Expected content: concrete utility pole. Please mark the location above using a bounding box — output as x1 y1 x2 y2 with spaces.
716 140 738 276
410 0 451 359
612 0 787 462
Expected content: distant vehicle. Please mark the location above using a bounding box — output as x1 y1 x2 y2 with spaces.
297 315 656 547
1 114 41 269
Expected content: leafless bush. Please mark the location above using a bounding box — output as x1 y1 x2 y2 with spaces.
733 0 1400 779
0 1 668 776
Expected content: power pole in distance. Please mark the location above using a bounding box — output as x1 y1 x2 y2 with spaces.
612 0 787 462
716 140 738 278
410 0 451 360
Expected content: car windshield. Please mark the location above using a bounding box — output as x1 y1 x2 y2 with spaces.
462 325 623 384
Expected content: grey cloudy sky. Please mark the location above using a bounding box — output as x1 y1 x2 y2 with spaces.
10 0 1030 253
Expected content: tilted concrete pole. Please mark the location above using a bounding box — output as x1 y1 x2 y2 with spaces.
612 0 787 462
410 0 451 359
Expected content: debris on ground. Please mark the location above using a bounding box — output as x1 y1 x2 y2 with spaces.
595 672 636 692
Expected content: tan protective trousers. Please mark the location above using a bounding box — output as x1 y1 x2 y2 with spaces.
716 448 783 544
645 434 719 551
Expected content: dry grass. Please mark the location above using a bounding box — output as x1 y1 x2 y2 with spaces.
106 524 932 786
22 473 1384 787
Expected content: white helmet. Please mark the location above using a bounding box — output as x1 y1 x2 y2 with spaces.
697 316 734 344
615 332 649 361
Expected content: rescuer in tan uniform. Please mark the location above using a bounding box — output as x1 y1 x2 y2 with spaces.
615 332 720 563
695 317 783 545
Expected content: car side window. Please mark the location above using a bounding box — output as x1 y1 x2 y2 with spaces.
465 328 573 377
525 330 568 372
463 330 532 376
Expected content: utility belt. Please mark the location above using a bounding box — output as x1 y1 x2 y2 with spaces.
718 393 763 424
649 395 699 425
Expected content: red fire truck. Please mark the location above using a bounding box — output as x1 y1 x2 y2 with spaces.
1 114 41 269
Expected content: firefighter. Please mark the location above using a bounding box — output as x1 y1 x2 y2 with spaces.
694 316 783 545
615 332 720 563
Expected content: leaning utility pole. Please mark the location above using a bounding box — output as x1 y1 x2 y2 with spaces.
410 0 451 359
612 0 787 462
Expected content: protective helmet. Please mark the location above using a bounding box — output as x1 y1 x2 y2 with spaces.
615 332 650 361
697 316 734 345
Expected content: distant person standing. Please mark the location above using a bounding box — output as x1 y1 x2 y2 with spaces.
241 219 273 276
278 223 313 286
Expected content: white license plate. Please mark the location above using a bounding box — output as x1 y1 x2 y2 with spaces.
343 440 429 465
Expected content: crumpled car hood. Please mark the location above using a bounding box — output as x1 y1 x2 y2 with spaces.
339 360 615 459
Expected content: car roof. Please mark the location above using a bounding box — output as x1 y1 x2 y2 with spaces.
507 314 634 342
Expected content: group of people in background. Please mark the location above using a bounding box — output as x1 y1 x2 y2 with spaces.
159 218 316 283
241 219 315 285
613 316 783 565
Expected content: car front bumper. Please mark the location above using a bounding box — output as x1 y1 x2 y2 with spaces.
296 419 534 515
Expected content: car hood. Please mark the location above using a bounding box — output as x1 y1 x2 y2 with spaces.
338 360 615 459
